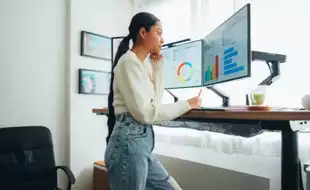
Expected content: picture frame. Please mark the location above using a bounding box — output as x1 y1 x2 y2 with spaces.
81 31 112 60
78 69 111 95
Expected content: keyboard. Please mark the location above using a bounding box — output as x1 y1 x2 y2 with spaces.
193 107 226 111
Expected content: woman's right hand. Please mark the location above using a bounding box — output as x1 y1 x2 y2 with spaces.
187 89 202 109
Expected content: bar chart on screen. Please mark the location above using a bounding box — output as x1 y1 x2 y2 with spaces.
223 46 244 76
205 55 219 82
204 45 245 84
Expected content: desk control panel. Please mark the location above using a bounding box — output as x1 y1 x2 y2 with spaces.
290 120 310 132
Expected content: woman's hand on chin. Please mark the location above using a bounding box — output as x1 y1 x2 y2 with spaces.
150 53 163 62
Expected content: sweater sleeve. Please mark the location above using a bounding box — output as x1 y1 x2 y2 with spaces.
150 59 164 104
115 59 191 124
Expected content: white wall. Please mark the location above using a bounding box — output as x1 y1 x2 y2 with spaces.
0 0 69 186
154 152 271 190
0 0 132 189
68 0 132 189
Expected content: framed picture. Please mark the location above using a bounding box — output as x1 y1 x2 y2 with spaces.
78 69 111 95
81 31 112 60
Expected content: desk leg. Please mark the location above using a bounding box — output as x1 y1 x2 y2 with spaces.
281 128 299 190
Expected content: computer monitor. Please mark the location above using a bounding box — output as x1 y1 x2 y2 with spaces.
161 40 203 89
202 3 251 86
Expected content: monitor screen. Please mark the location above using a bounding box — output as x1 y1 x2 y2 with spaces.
162 40 203 89
202 4 251 86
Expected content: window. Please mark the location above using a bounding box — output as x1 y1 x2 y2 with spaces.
137 0 191 44
233 0 310 107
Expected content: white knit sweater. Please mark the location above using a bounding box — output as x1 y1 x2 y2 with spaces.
113 50 191 124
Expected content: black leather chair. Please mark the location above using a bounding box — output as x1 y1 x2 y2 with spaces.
0 126 75 190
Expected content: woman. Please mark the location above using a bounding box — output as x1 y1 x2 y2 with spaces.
105 12 201 190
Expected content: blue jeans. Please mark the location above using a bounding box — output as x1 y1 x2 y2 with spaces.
104 113 181 190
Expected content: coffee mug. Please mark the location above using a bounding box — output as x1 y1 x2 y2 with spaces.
249 85 267 106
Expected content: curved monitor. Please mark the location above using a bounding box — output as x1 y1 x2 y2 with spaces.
162 40 203 89
203 3 251 86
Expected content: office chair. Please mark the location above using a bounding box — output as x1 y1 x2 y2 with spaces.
0 126 75 190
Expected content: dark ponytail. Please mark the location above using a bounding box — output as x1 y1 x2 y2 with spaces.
106 12 160 144
106 35 131 144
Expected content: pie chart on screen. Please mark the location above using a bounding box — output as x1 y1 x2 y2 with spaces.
177 62 193 83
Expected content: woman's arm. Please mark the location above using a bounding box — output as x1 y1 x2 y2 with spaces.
150 59 164 104
115 59 191 124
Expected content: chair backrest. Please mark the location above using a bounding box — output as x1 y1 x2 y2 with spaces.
0 126 57 190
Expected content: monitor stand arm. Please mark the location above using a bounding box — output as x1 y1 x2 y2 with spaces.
166 89 179 102
206 86 230 107
258 61 280 86
246 61 280 105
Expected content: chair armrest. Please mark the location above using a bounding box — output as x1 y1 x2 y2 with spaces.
55 165 76 190
304 160 310 172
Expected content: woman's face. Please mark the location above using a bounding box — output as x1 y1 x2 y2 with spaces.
140 21 164 53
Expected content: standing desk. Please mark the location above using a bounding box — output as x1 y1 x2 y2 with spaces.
92 107 310 190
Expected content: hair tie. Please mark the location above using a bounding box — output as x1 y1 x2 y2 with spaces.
127 33 132 39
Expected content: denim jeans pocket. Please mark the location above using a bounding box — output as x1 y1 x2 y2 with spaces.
126 122 148 138
105 137 120 169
